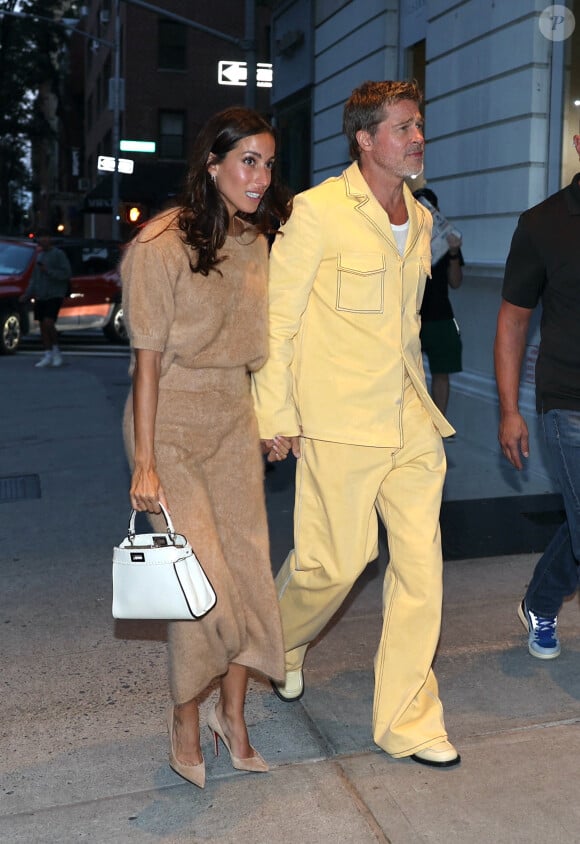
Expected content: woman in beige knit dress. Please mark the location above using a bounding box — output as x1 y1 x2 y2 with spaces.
122 107 292 788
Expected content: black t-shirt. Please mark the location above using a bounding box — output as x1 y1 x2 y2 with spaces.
420 250 463 322
502 174 580 412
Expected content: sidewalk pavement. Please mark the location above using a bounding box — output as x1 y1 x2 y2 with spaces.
1 354 579 844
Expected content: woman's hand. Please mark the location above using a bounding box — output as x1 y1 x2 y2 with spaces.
262 435 290 462
262 435 301 461
130 465 168 513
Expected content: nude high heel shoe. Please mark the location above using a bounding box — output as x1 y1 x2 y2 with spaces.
166 705 206 788
207 704 269 773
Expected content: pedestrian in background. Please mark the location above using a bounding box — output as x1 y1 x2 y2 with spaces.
494 133 580 660
252 80 460 768
121 107 292 788
19 227 71 368
413 187 463 418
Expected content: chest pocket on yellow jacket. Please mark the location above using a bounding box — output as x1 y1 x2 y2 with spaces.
336 252 385 313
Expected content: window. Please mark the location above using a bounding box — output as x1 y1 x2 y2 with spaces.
276 93 311 193
405 40 426 186
158 20 186 70
159 111 185 159
406 40 425 99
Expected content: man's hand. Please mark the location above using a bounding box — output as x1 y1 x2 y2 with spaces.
446 232 462 254
498 410 529 470
494 299 534 471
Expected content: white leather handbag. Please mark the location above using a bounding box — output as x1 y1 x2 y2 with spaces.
112 503 217 620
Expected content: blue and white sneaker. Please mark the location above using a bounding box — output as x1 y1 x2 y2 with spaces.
518 599 561 659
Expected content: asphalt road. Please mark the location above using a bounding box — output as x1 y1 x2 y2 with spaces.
18 329 131 415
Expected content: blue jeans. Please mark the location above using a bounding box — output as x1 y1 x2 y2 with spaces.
525 409 580 616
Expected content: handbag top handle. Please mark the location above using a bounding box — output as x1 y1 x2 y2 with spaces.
127 502 175 541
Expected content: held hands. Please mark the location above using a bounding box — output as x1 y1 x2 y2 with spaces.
130 465 169 513
498 411 529 470
262 435 301 462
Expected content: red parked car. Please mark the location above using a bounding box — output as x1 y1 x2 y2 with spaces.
0 237 126 355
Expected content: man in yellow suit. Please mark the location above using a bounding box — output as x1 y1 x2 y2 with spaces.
252 80 460 768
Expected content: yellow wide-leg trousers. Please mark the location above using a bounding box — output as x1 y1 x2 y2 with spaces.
276 383 448 757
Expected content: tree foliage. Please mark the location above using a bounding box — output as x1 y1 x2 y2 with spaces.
0 0 78 232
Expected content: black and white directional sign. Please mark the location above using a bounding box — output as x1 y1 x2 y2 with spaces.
218 60 246 86
218 61 273 88
97 155 134 174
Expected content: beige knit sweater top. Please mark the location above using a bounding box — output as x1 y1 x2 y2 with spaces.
121 208 270 392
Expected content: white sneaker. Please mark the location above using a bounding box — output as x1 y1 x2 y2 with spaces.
35 352 53 368
51 349 63 367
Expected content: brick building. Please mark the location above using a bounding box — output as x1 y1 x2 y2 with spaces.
79 1 273 239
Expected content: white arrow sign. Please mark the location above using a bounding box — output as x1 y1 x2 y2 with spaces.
97 155 134 174
256 64 273 88
218 61 272 88
218 60 247 86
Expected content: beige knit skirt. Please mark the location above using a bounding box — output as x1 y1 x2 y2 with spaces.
123 370 285 702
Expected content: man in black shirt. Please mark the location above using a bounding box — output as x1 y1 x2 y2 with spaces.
494 142 580 659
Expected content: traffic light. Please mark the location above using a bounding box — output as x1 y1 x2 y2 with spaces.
120 203 145 224
127 204 142 224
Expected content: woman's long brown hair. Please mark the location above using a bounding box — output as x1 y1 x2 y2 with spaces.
176 106 292 275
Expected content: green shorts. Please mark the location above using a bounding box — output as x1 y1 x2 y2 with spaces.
420 318 462 374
